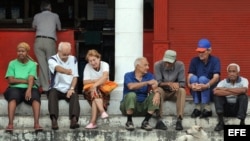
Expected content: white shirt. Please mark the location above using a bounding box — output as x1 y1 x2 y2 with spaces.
83 61 109 80
48 54 79 93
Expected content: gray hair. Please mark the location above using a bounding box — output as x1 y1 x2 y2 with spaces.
227 63 240 72
134 57 146 68
58 42 71 51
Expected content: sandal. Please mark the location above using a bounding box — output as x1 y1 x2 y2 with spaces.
34 125 43 131
5 124 14 132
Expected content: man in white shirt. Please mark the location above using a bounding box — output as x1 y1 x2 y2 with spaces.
48 42 80 130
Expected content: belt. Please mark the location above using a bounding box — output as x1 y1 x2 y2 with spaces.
36 35 55 41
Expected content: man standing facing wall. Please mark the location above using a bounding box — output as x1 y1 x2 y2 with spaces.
32 0 61 93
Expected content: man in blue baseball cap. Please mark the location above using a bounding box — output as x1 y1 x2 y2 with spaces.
187 38 221 118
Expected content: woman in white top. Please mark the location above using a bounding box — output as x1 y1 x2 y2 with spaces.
83 49 110 129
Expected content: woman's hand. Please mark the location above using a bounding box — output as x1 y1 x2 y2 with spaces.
25 89 32 101
90 88 98 99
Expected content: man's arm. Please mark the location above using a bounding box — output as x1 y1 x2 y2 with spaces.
214 87 248 96
127 79 158 90
206 73 220 88
55 65 72 75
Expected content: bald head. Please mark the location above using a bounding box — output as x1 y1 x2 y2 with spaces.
58 42 71 51
58 42 71 61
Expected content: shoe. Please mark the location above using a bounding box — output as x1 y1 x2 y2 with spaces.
101 111 109 119
200 109 212 118
240 119 245 125
5 124 14 132
214 121 224 131
125 121 135 131
34 125 43 132
152 110 161 118
141 121 153 131
155 120 167 130
191 109 201 118
85 123 97 129
51 117 59 130
70 117 80 129
175 120 183 130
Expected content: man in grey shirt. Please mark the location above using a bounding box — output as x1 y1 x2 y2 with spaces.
154 50 186 130
32 0 61 93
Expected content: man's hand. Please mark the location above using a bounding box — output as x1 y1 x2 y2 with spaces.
147 80 158 89
190 83 202 91
65 69 72 75
152 92 161 106
66 89 74 98
191 83 209 91
168 82 180 91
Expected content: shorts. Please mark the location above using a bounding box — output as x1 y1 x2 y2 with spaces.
4 87 41 105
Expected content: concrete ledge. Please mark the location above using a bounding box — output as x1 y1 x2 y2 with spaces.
0 115 249 129
1 87 249 141
0 95 197 116
0 127 224 141
1 91 250 116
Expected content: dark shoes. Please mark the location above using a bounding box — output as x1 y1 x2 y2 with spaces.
155 120 167 130
240 120 245 125
200 109 212 118
70 117 80 129
191 109 201 118
125 121 135 131
141 121 153 131
214 121 224 131
191 109 212 118
175 120 183 130
51 117 59 130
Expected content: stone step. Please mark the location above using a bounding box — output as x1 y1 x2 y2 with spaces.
0 126 224 141
0 89 249 141
1 94 250 117
0 115 249 129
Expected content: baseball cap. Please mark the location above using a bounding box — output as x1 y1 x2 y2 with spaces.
162 50 176 63
196 38 211 52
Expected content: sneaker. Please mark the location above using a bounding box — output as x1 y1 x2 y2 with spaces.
214 121 224 131
175 120 183 130
101 112 109 119
85 123 97 129
141 121 153 131
155 120 167 130
125 121 135 131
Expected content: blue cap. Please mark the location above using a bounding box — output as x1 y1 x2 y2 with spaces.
196 38 211 52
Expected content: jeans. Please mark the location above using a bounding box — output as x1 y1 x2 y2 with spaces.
190 75 211 104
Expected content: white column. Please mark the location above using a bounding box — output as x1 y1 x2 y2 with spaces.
115 0 144 84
